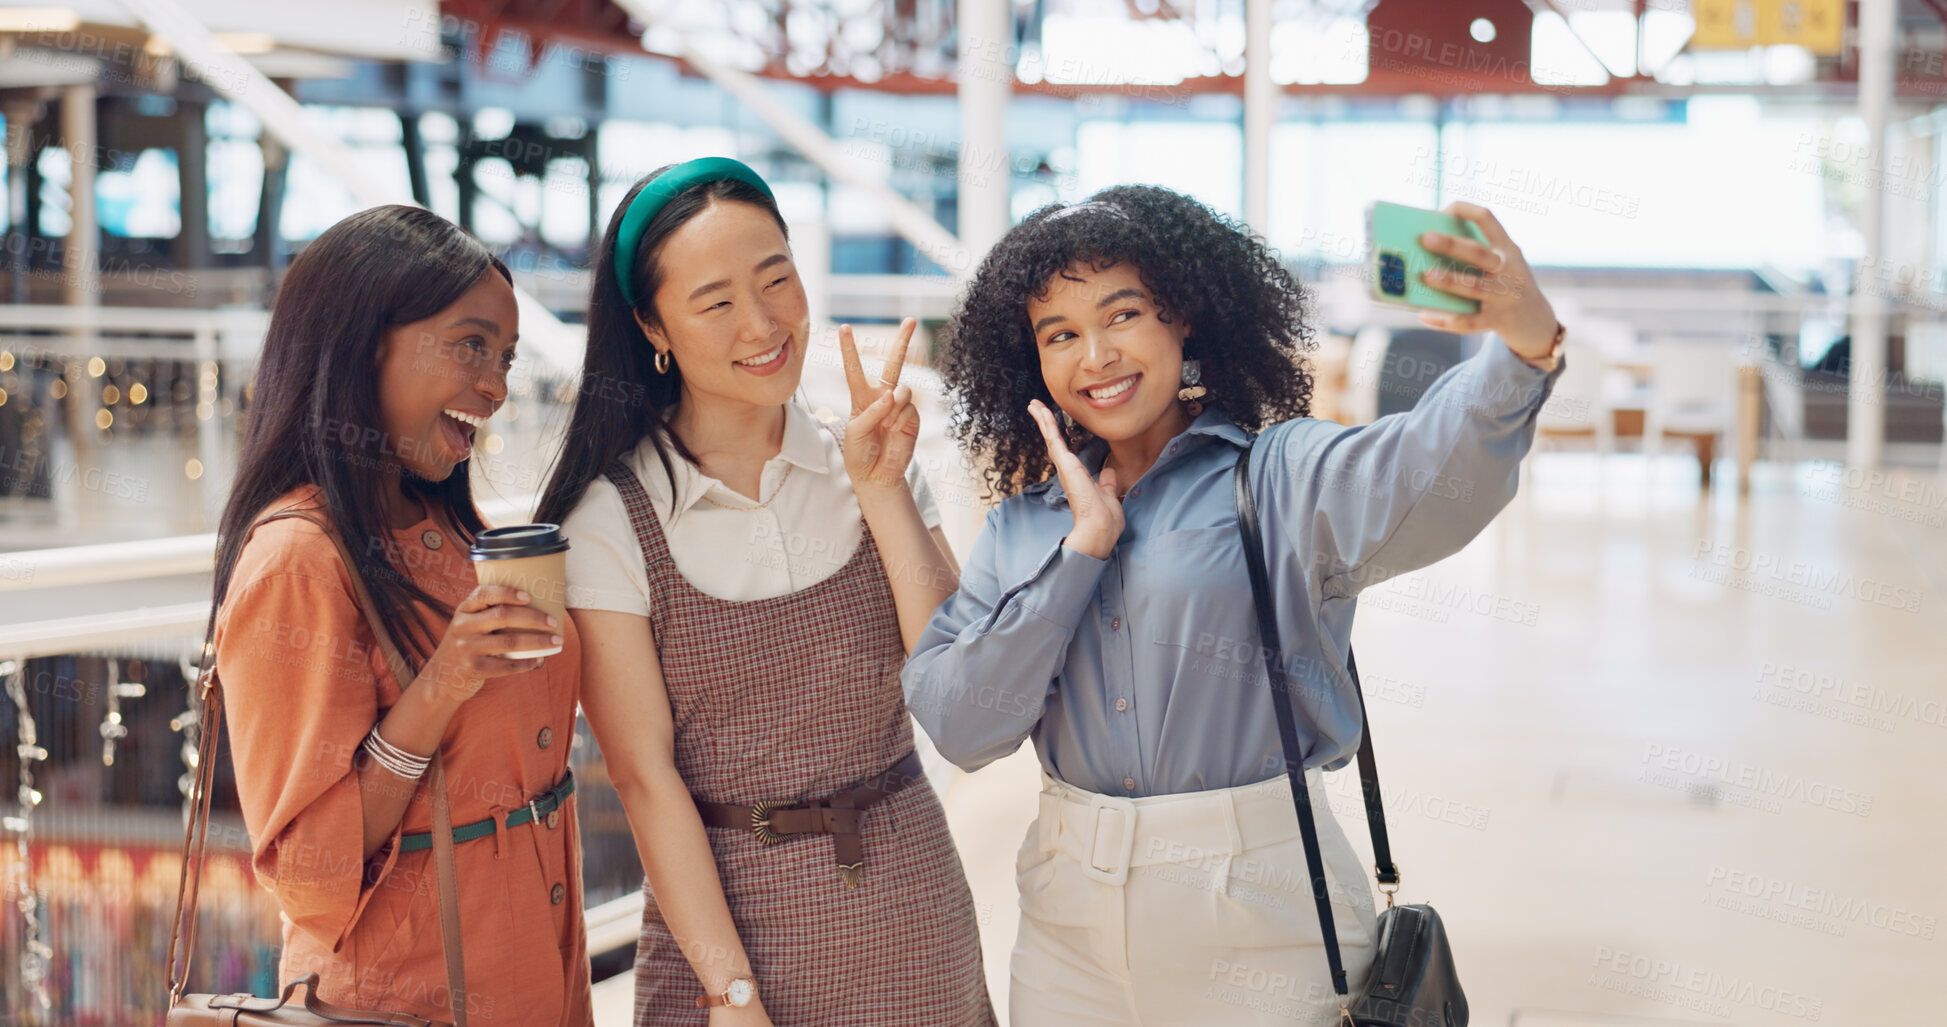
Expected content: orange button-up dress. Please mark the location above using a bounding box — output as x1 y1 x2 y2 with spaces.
213 485 592 1025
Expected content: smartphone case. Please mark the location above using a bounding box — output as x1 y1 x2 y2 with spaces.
1366 201 1489 315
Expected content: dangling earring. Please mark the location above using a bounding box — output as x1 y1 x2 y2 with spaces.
1059 407 1078 432
1178 358 1208 418
654 349 672 375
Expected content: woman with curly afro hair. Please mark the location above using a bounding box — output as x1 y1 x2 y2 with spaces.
903 185 1565 1025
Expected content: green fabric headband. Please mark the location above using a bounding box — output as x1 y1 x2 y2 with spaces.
613 157 775 308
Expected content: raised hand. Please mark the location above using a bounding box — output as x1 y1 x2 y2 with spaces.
1028 399 1123 560
1414 201 1560 366
838 318 921 490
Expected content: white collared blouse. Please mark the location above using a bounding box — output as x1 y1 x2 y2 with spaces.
560 400 941 616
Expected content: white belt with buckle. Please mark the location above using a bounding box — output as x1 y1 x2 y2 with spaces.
1080 792 1138 886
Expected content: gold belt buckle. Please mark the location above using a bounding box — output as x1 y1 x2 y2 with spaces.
750 800 783 845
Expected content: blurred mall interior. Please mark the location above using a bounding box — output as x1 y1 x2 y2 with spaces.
0 0 1943 1023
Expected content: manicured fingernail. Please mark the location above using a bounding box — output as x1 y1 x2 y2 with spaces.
516 590 531 602
547 615 560 628
551 635 564 645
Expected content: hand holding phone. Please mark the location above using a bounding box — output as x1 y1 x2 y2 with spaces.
1366 201 1489 314
1366 200 1561 366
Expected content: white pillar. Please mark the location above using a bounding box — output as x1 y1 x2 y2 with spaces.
1243 0 1274 235
61 85 99 529
62 84 98 308
5 98 41 305
195 330 220 520
1847 0 1894 470
798 215 832 328
958 0 1013 261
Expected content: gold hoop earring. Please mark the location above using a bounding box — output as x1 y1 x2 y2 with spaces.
655 350 672 375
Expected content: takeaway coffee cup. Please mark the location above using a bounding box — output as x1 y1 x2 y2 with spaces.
469 524 571 659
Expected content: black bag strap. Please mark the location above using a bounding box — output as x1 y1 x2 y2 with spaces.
1231 441 1400 998
1345 647 1400 891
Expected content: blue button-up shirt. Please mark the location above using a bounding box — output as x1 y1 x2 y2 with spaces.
902 337 1563 797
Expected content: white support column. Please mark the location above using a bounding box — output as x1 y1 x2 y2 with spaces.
958 0 1013 259
194 328 220 519
61 84 99 528
797 214 832 326
5 98 43 305
1847 0 1895 470
61 84 98 308
1243 0 1274 235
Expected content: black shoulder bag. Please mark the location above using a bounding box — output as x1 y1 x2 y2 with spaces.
1232 443 1468 1027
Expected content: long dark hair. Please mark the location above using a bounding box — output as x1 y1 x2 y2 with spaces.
939 184 1314 498
210 205 512 672
535 167 789 527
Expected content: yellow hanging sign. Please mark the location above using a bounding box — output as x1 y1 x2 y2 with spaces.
1690 0 1760 49
1758 0 1844 55
1690 0 1844 56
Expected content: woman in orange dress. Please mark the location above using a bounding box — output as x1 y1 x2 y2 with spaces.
208 205 592 1025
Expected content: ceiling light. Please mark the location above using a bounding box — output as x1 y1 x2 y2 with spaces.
0 8 81 32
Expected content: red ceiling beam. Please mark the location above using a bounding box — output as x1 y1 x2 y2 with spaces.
429 0 1947 100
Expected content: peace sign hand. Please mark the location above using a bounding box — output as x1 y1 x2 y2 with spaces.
1028 399 1123 560
839 318 921 491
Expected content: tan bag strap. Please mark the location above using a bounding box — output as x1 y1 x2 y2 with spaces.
169 507 469 1026
426 753 466 1026
166 645 223 1006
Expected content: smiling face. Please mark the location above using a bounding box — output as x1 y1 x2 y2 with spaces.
374 270 519 482
1027 261 1193 444
640 199 809 409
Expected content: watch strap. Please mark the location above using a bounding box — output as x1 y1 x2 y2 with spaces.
693 977 755 1009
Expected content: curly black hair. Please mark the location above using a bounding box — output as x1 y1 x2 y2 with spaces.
938 184 1315 499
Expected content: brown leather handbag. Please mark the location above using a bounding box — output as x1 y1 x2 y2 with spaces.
166 510 470 1027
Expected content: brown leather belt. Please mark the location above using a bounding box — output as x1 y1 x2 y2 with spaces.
695 751 924 889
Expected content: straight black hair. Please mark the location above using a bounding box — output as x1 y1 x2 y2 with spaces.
535 167 789 527
210 204 512 672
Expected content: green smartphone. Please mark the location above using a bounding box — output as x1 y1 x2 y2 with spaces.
1365 200 1488 315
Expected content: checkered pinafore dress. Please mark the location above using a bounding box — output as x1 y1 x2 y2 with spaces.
608 450 996 1026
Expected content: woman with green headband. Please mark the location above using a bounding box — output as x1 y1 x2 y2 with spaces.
537 159 994 1025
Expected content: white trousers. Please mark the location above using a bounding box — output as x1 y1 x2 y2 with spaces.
1009 770 1378 1027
